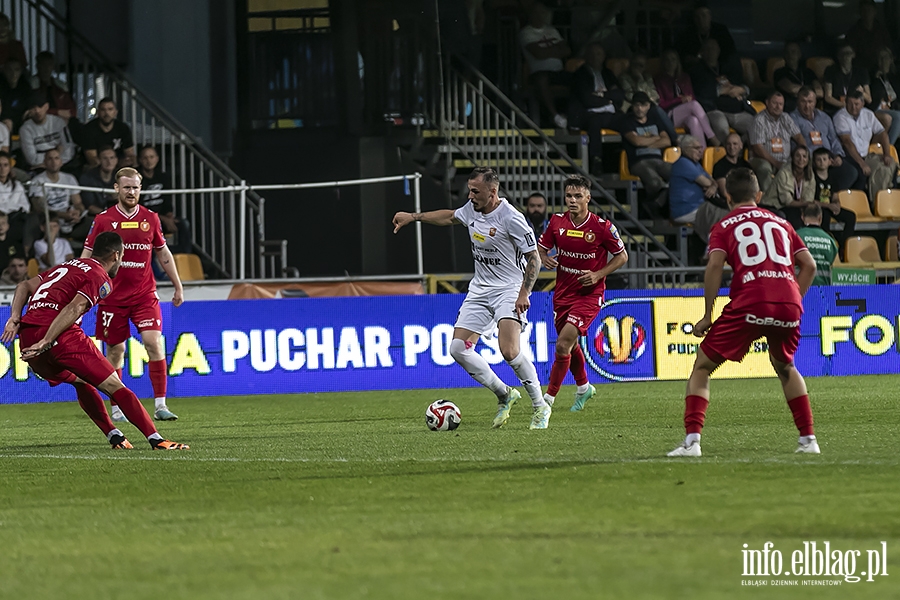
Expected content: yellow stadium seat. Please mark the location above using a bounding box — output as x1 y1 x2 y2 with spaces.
806 56 834 80
886 236 899 261
844 236 881 264
173 253 205 281
867 142 900 164
750 100 765 114
618 150 639 181
836 189 882 222
27 258 39 278
766 57 785 85
875 189 900 218
703 146 726 175
663 146 681 163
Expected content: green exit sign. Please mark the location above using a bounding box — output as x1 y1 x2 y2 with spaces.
832 267 876 285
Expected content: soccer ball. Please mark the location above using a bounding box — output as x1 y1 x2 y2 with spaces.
425 400 461 431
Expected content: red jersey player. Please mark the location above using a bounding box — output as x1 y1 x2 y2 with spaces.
667 168 819 457
538 175 628 411
1 231 187 450
82 167 184 422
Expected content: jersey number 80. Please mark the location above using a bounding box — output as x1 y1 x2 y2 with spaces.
734 221 791 267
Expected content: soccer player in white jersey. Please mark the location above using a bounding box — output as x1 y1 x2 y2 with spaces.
392 167 550 429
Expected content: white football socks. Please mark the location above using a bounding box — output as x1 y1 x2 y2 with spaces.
507 351 545 407
449 338 508 400
155 397 166 410
576 383 591 395
685 433 701 445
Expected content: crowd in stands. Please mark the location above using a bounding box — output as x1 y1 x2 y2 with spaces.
516 0 900 267
0 12 189 285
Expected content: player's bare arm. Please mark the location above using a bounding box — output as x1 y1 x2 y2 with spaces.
392 209 458 233
80 247 93 259
538 245 557 269
20 294 91 359
516 250 540 315
1 276 40 343
155 245 185 307
694 250 727 338
794 249 817 297
578 248 628 286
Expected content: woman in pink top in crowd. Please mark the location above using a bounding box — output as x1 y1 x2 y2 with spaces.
654 48 720 150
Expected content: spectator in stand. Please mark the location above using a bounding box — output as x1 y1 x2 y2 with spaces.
621 91 672 212
812 147 855 255
83 97 135 169
0 13 27 69
844 0 892 72
823 44 871 116
669 135 717 225
748 91 806 192
760 145 815 228
30 51 76 121
869 47 900 146
689 38 753 141
33 218 73 270
0 57 32 133
773 42 823 113
620 50 678 144
519 2 570 129
0 254 26 285
138 145 192 254
712 132 751 197
675 3 736 67
834 89 895 201
19 91 76 172
0 151 28 228
79 145 118 216
0 99 9 153
655 48 719 151
0 211 23 271
569 42 624 175
524 191 548 239
28 148 90 247
790 86 859 191
795 203 838 286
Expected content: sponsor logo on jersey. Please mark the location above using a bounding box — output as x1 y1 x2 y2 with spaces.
140 222 150 231
123 243 152 251
489 227 496 237
112 222 118 229
121 261 146 268
473 232 486 243
136 318 157 329
121 222 140 229
99 282 112 299
585 231 596 243
566 230 584 238
558 228 565 235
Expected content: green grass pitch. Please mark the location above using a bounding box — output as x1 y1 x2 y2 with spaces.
1 375 899 600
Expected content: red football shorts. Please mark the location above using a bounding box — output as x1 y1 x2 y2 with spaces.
19 324 115 387
95 295 163 346
554 296 602 336
700 301 803 365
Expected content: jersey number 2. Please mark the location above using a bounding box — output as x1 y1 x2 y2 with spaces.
734 222 791 267
31 267 68 302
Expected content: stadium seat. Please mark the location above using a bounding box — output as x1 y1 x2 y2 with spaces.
749 100 765 114
173 253 205 281
740 58 765 90
27 258 39 278
703 147 725 174
619 150 639 181
886 235 899 261
867 142 900 164
836 189 882 222
605 58 629 77
663 146 681 163
875 189 900 218
565 57 584 72
766 57 785 85
645 57 660 77
806 57 834 80
844 236 881 264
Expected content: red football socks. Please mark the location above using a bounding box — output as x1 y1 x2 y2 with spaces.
684 395 709 435
110 368 124 407
74 383 115 435
149 360 167 399
111 388 157 437
569 344 588 386
547 354 572 397
787 394 815 437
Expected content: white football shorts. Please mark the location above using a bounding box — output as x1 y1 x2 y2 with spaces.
454 286 527 334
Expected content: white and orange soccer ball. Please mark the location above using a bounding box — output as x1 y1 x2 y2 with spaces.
425 400 461 431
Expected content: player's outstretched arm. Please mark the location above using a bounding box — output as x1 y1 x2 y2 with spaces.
392 210 458 233
155 245 184 307
795 249 817 298
1 276 40 343
694 250 726 338
20 295 90 359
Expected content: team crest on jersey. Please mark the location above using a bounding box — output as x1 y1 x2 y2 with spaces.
140 221 150 231
585 231 596 243
99 282 112 299
489 227 496 237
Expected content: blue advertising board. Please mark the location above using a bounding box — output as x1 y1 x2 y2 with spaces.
1 285 899 403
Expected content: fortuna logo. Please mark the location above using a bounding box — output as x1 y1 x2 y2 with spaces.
741 541 888 585
121 222 140 229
